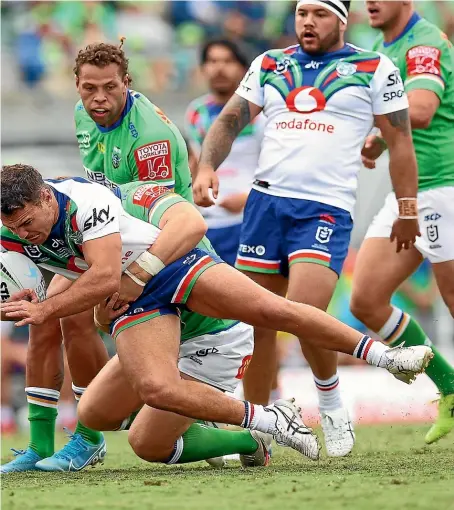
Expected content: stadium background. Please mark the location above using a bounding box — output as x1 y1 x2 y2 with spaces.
1 0 454 428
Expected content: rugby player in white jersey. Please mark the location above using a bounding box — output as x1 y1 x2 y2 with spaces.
185 39 262 267
193 0 421 456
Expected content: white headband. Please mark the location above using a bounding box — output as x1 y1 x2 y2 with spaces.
296 0 348 24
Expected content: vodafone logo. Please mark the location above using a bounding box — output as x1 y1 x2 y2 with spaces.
286 86 326 114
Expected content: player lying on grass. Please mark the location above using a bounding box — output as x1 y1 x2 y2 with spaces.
0 165 433 467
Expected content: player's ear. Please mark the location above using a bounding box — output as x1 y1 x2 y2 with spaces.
123 74 129 88
339 20 347 35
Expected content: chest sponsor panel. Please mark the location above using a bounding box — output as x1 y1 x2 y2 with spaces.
134 140 173 181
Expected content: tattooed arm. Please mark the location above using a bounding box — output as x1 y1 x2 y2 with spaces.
374 108 420 251
194 95 262 206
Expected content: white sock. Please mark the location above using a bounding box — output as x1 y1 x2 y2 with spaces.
241 401 277 434
72 383 86 402
166 437 184 464
353 335 388 367
378 307 409 345
314 374 342 411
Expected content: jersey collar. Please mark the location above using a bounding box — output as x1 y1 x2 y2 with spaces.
295 44 356 61
383 12 421 47
96 89 135 133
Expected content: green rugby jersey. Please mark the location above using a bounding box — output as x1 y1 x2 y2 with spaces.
75 90 193 201
119 181 237 342
373 12 454 191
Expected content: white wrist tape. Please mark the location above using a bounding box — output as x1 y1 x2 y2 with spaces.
124 269 146 287
135 251 165 277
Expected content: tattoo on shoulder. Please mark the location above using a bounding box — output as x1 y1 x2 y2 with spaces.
385 108 410 134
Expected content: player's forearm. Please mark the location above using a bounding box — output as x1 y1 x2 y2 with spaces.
40 266 120 320
388 141 418 199
198 95 251 171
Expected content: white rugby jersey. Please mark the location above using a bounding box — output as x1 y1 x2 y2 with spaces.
185 95 263 228
0 178 160 280
236 44 408 214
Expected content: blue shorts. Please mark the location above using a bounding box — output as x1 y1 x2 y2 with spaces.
111 248 221 339
235 190 353 277
206 223 242 267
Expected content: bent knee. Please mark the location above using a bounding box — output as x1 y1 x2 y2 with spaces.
350 290 377 322
77 397 109 431
128 428 174 463
138 379 177 410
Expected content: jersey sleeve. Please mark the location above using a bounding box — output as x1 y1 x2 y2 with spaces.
404 39 452 100
0 226 27 254
75 184 121 243
121 182 187 228
235 53 266 107
370 54 409 115
184 104 205 155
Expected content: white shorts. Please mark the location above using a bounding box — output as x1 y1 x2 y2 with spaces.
365 187 454 264
178 322 254 393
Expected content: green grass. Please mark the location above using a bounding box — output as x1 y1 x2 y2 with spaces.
2 426 454 510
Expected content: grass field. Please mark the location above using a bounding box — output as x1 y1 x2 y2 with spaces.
2 425 454 510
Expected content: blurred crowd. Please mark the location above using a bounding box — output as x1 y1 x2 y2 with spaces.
2 1 454 96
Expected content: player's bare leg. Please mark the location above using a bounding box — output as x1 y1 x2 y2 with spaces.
79 357 271 466
112 314 319 460
241 271 287 405
351 238 454 443
287 262 354 457
186 264 432 378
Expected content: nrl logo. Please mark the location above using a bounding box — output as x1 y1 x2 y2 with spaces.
336 61 357 77
112 146 122 169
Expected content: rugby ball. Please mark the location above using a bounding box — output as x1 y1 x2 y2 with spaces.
0 251 46 302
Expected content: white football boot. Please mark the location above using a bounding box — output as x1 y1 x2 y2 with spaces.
265 398 320 460
320 407 355 457
240 431 272 467
381 344 433 384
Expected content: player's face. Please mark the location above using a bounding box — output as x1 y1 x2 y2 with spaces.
202 45 246 95
366 1 405 29
1 191 55 245
76 63 128 127
295 5 345 54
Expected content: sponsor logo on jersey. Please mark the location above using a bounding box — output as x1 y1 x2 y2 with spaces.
315 226 333 244
275 118 334 133
320 214 336 224
112 146 122 169
286 86 326 114
69 230 83 245
97 142 105 154
132 184 169 208
194 347 219 357
383 90 404 102
155 106 171 125
134 140 173 182
129 122 139 139
424 213 441 221
336 61 357 77
84 168 120 192
406 46 441 76
122 250 133 264
239 244 266 256
235 355 253 380
426 224 439 242
305 60 321 70
83 207 113 231
386 70 403 87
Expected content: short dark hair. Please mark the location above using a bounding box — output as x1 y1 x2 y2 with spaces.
1 164 47 215
74 41 131 82
201 38 251 69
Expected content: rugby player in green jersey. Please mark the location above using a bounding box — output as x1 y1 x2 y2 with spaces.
352 1 454 444
0 41 225 473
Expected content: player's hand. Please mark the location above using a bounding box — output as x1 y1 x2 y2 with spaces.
390 218 421 253
219 192 248 214
0 300 47 327
5 288 39 304
94 292 129 328
361 135 387 169
116 272 145 306
193 166 219 207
